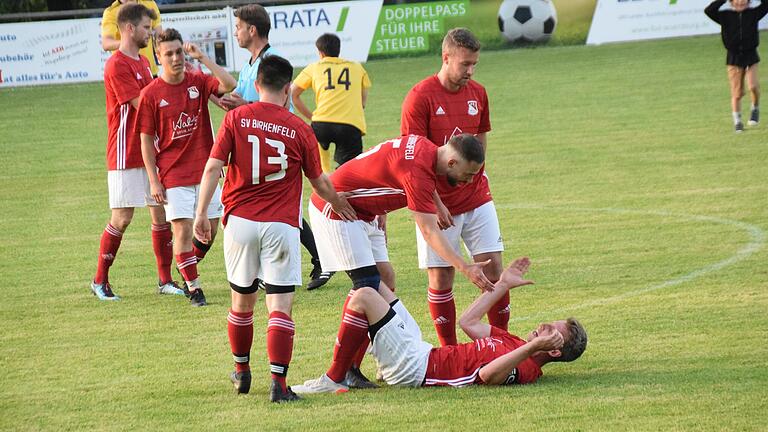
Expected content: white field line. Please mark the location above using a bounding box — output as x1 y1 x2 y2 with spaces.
495 204 766 322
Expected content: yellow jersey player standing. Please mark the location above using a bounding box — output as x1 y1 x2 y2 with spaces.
102 0 162 76
291 33 372 173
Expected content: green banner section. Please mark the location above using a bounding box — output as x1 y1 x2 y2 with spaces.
369 1 469 56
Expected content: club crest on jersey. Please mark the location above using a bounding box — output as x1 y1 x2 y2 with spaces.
187 86 199 100
467 100 478 116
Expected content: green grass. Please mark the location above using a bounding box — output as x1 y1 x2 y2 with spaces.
1 34 767 431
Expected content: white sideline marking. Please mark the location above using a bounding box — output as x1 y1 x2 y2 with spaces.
495 205 766 322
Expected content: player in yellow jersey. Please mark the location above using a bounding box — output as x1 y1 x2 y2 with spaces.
292 33 372 173
102 0 162 76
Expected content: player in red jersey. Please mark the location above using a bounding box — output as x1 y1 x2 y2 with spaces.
308 133 495 387
292 257 587 394
137 29 236 307
193 55 355 402
89 3 175 301
401 28 508 346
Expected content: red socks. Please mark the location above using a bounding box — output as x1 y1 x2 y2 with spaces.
327 309 369 383
151 223 173 284
487 291 510 331
94 224 123 284
192 237 211 262
267 311 295 391
227 310 254 373
428 287 457 346
176 251 198 285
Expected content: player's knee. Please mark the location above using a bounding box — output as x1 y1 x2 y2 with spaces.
349 287 377 309
110 215 132 231
346 265 381 290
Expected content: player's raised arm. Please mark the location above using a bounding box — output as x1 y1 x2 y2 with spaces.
459 258 533 340
309 174 356 221
184 42 236 95
413 211 494 292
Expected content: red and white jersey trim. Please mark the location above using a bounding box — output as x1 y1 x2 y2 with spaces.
423 366 481 387
116 103 130 170
320 187 405 218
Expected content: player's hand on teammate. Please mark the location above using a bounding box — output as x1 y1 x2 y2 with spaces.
193 217 212 245
219 93 247 110
499 257 534 290
183 42 205 60
462 259 495 292
149 180 167 204
330 195 357 221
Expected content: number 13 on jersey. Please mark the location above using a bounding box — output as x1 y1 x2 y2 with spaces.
248 135 288 184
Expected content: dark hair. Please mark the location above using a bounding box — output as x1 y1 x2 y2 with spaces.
442 27 481 53
552 318 588 363
117 3 157 27
447 134 485 164
316 33 341 57
257 55 293 92
156 28 183 46
234 4 271 38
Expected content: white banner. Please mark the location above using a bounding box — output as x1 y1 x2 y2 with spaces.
0 1 383 88
587 0 768 45
232 0 383 71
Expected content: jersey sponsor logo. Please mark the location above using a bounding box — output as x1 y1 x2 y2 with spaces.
467 100 478 116
159 99 169 107
435 106 445 115
172 112 199 140
475 336 503 352
443 126 464 146
187 86 200 100
503 368 519 385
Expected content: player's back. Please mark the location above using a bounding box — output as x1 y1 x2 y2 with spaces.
214 102 321 228
307 57 370 133
310 135 438 221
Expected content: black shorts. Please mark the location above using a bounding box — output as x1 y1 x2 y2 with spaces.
311 122 363 167
727 50 760 68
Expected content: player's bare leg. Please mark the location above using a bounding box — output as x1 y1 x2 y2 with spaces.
427 266 458 345
171 218 206 306
91 207 135 300
474 251 507 330
727 65 746 131
746 64 760 126
376 261 396 292
265 291 300 402
229 290 258 394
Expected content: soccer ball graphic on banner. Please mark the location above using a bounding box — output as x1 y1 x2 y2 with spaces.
497 0 558 43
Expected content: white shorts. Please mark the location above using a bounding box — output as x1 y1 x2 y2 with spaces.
108 168 156 209
371 307 432 388
223 215 301 288
164 184 224 221
308 204 389 272
416 201 504 269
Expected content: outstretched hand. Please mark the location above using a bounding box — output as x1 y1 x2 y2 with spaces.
498 257 534 290
462 259 495 292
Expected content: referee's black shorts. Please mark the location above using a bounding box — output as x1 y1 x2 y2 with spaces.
727 49 760 68
311 121 363 167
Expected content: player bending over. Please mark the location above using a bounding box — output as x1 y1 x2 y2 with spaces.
293 258 587 393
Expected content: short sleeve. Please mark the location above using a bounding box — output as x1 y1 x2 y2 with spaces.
403 164 437 214
479 87 491 134
300 124 323 180
110 60 143 105
211 111 235 162
293 64 313 90
201 73 222 98
136 91 156 136
400 87 429 137
361 65 371 89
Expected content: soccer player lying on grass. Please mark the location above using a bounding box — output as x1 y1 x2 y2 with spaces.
292 258 587 393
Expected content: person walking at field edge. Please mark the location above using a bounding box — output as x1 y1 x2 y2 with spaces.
137 29 237 306
401 28 507 346
705 0 768 132
291 33 372 174
292 257 587 394
220 3 332 291
90 3 175 301
194 55 355 402
102 0 162 76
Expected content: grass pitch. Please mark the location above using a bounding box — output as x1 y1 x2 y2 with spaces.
1 34 767 431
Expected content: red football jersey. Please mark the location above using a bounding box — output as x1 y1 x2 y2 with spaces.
104 50 153 171
401 75 492 215
310 135 438 222
211 102 323 228
424 326 542 387
137 73 220 188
